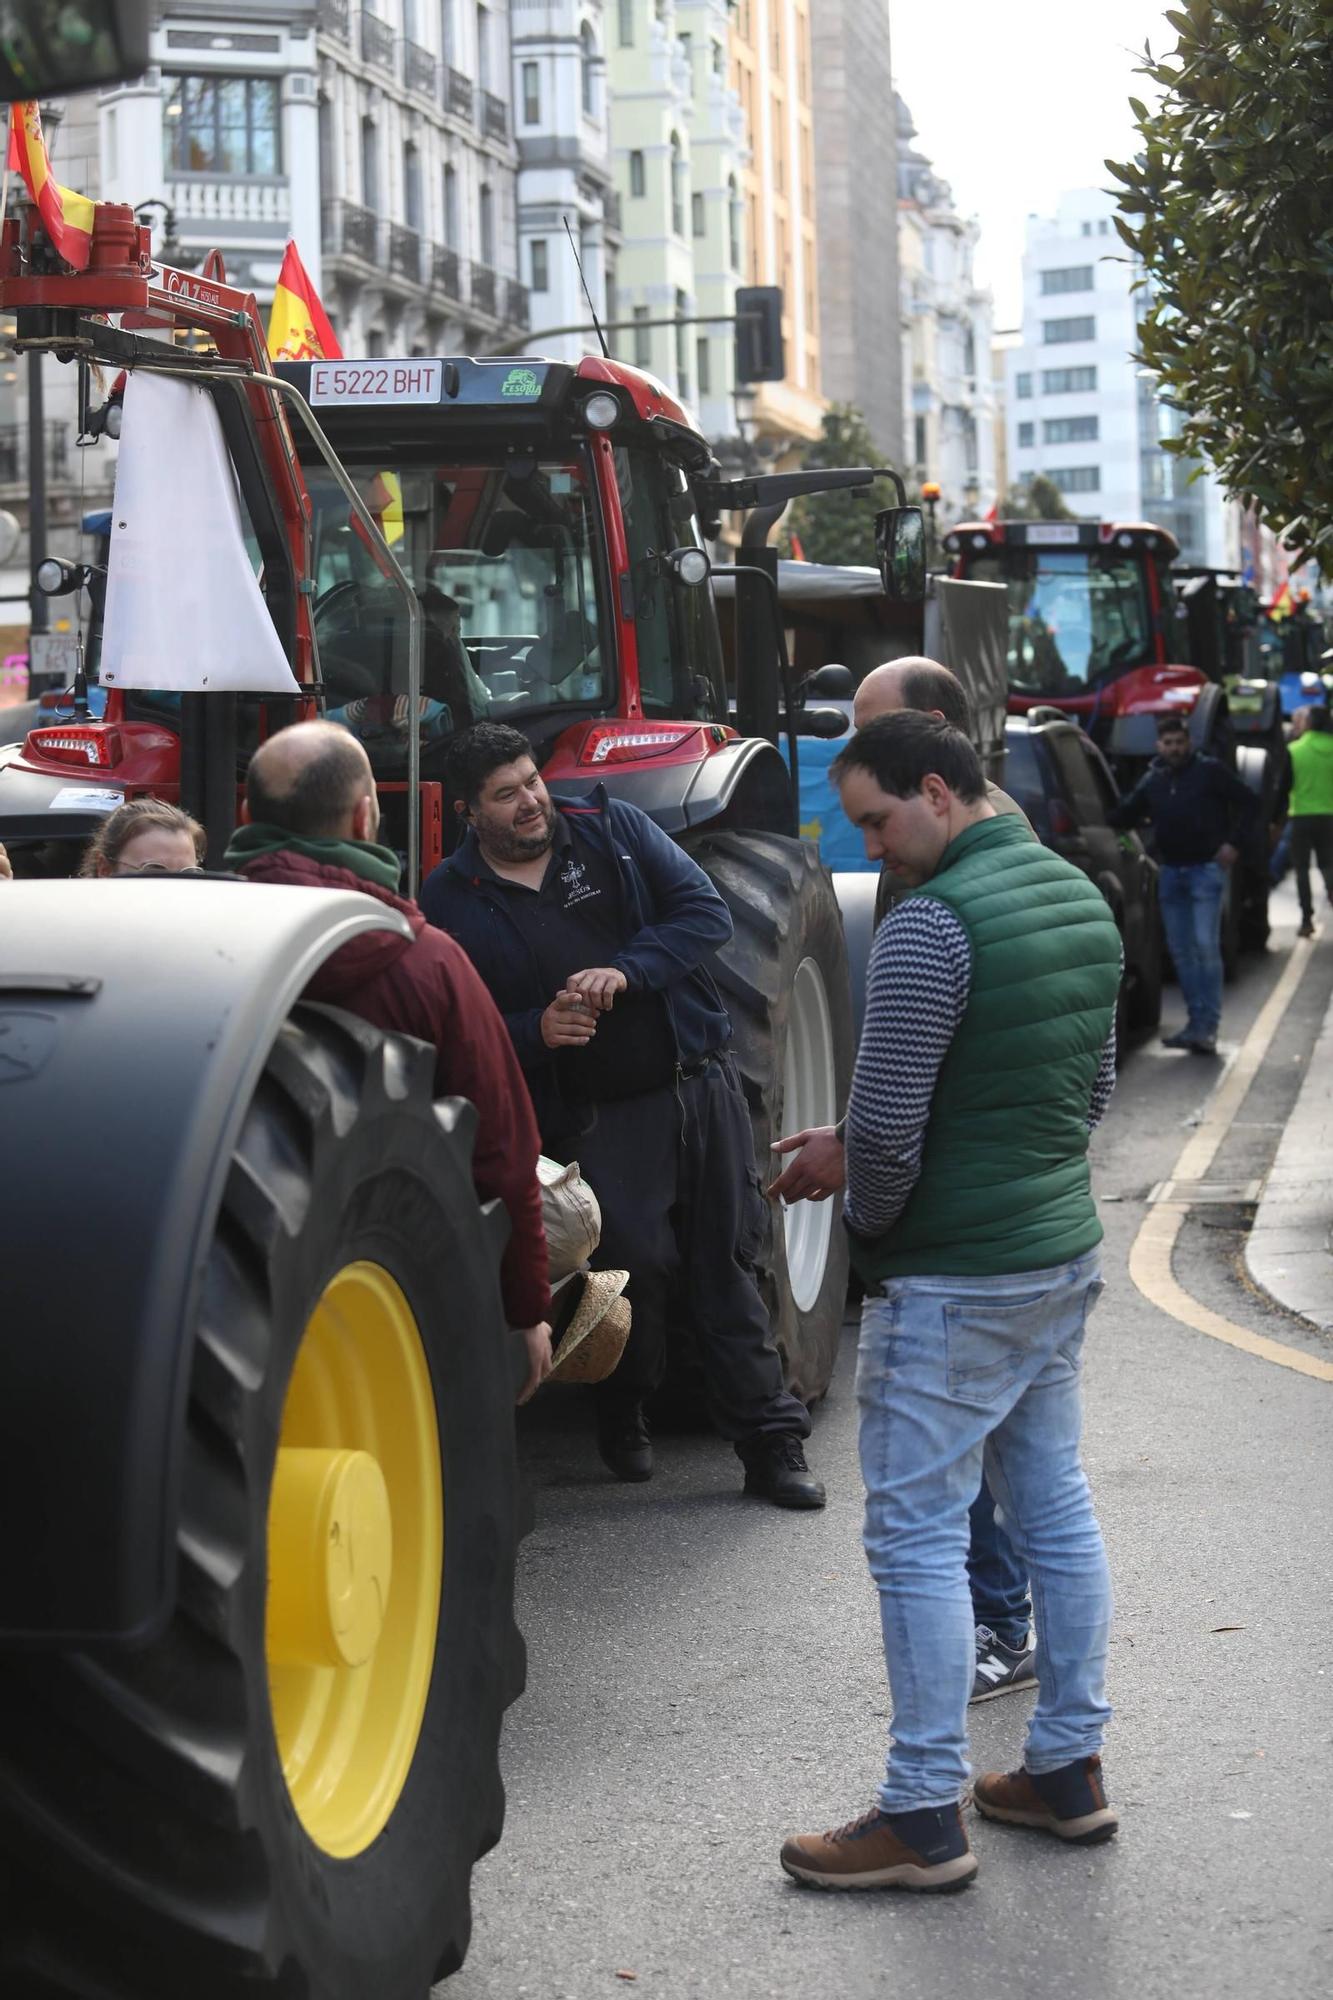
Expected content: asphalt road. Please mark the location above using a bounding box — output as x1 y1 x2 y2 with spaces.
442 884 1333 2000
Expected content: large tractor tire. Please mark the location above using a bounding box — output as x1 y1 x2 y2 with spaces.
0 1005 522 2000
688 832 855 1404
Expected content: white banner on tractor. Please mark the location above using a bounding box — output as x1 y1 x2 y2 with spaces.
99 372 301 695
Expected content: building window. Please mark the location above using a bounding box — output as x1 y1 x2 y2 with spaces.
1044 415 1099 444
629 148 645 198
692 190 705 238
1042 365 1097 394
633 303 651 369
669 131 686 237
522 60 540 124
530 237 549 291
162 75 281 176
697 335 711 396
913 415 927 470
1017 421 1034 448
1040 265 1094 295
1014 371 1032 399
727 173 740 270
1081 220 1092 236
479 181 494 266
675 290 690 400
442 161 458 245
476 2 491 91
360 116 379 210
618 0 634 47
581 22 598 117
441 0 456 66
1098 219 1109 235
1049 465 1101 494
403 141 422 232
1042 316 1095 344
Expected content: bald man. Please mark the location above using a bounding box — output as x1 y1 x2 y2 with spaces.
224 721 554 1402
853 658 1031 926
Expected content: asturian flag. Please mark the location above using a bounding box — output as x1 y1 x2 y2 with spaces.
7 102 96 270
267 240 342 362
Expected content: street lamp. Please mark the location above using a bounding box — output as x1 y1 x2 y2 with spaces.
921 480 941 569
133 199 200 272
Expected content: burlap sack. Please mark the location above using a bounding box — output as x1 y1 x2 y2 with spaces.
536 1155 601 1280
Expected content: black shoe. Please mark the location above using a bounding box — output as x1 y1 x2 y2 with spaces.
1160 1025 1197 1049
595 1397 653 1483
739 1434 826 1509
1188 1034 1218 1055
1298 919 1315 938
970 1626 1038 1704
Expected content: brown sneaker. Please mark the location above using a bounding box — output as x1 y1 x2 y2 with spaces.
973 1754 1118 1844
780 1802 978 1892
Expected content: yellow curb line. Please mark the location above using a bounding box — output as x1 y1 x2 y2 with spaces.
1127 939 1333 1383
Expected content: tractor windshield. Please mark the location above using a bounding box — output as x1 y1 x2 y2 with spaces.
306 453 609 753
966 548 1153 696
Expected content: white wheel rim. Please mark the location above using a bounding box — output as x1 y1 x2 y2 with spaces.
781 956 838 1313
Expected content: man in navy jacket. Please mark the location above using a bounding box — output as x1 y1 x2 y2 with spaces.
422 722 823 1508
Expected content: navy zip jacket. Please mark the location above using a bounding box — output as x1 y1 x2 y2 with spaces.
420 787 734 1136
1107 749 1257 866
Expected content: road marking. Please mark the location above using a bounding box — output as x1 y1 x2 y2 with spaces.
1127 941 1333 1383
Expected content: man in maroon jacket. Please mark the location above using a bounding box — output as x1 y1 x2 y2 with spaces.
226 720 553 1401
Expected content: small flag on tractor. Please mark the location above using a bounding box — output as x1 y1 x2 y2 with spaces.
7 102 96 270
267 240 342 363
1269 580 1293 621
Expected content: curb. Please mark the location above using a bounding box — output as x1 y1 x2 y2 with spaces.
1244 980 1333 1332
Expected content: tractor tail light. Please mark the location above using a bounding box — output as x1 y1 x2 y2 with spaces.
26 724 122 769
579 724 695 766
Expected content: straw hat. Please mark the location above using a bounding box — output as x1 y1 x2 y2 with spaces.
548 1268 631 1384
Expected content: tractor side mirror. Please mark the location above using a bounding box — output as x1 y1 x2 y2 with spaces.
805 663 855 699
876 507 927 603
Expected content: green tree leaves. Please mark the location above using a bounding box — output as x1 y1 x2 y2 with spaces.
1109 0 1333 572
783 405 888 567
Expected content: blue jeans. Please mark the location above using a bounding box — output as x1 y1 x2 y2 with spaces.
969 1474 1031 1650
857 1251 1113 1812
1159 860 1226 1038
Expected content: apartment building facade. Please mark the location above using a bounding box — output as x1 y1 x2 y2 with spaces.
1003 186 1229 565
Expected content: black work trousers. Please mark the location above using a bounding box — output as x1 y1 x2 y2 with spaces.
1291 815 1333 924
560 1053 810 1443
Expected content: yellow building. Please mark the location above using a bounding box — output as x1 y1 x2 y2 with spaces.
729 0 823 447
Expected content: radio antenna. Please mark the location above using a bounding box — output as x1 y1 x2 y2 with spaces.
563 214 610 358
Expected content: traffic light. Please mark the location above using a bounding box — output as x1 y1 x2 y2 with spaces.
734 286 785 385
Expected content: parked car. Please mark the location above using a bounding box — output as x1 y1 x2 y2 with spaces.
1004 710 1162 1041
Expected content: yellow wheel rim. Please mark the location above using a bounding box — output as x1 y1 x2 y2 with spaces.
266 1261 443 1858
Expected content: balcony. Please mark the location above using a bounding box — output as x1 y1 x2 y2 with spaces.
470 262 497 317
387 221 424 287
323 197 379 265
504 278 530 330
480 90 508 142
431 245 463 301
317 0 349 37
167 176 290 230
445 68 473 119
0 422 72 486
404 39 436 98
360 9 396 74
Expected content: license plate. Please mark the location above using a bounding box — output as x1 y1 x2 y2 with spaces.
1024 524 1082 546
309 360 444 406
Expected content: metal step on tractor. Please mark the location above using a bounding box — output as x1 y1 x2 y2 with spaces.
945 517 1289 961
0 192 925 1997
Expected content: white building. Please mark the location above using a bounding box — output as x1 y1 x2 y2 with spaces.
1004 187 1230 565
897 99 995 522
511 1 619 365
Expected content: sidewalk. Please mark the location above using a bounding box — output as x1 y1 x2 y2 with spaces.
1245 966 1333 1332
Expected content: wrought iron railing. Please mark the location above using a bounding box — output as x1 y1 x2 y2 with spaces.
446 68 474 119
404 40 436 97
470 262 498 317
481 90 508 141
323 198 379 264
432 246 463 299
360 10 396 74
387 222 424 286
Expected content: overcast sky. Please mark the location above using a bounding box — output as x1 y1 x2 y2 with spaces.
888 0 1179 327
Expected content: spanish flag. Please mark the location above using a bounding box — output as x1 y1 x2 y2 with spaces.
7 102 96 271
267 240 342 363
1270 580 1293 621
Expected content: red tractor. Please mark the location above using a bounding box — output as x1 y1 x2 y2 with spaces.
0 201 924 1996
945 517 1286 952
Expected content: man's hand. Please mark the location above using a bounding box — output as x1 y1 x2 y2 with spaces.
565 966 629 1013
541 989 598 1048
1215 842 1239 867
0 842 11 882
767 1125 846 1204
516 1321 553 1404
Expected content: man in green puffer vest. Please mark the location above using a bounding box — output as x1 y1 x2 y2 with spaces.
780 712 1123 1896
1287 705 1333 937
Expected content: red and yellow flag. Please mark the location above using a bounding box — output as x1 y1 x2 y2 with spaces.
1270 580 1293 621
267 239 342 363
7 102 96 270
